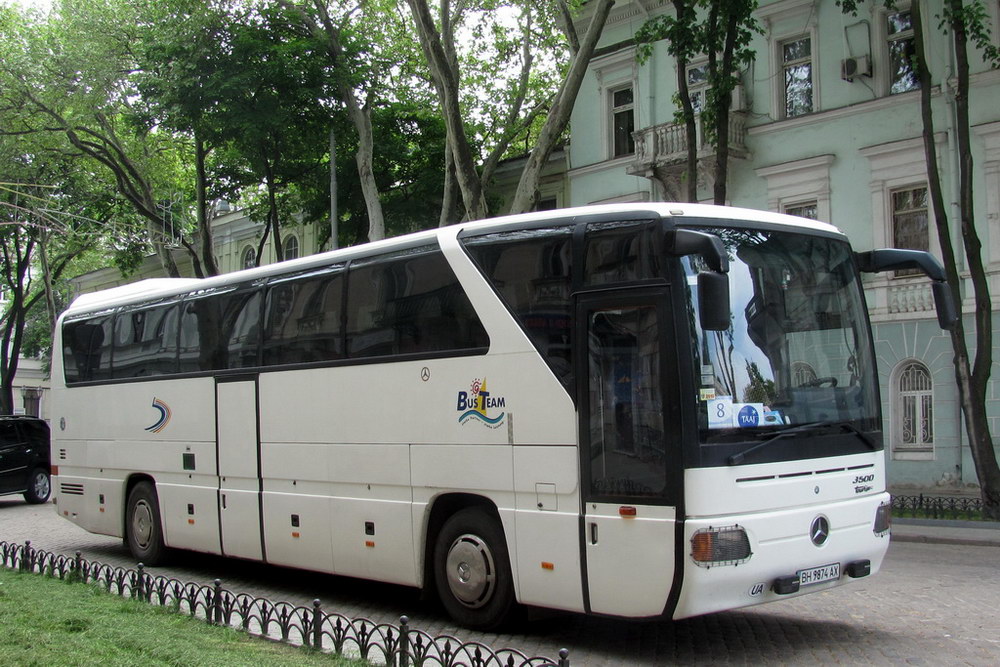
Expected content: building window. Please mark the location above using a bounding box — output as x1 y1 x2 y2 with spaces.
782 36 813 117
895 361 933 452
611 86 635 157
283 235 300 261
686 63 709 114
784 201 819 220
887 8 919 94
891 185 929 276
242 246 257 270
21 387 42 418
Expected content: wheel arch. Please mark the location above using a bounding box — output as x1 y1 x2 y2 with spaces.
121 473 157 536
421 493 506 596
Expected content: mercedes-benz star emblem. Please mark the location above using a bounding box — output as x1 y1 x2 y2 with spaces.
810 516 830 546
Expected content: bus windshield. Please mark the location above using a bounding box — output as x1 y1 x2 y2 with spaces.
685 227 880 457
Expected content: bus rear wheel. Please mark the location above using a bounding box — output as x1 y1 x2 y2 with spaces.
433 507 515 630
126 481 169 566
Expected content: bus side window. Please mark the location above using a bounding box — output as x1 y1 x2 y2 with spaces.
263 271 345 366
346 248 487 360
112 304 179 379
63 316 114 383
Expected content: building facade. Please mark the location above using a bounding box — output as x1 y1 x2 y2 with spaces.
564 0 1000 492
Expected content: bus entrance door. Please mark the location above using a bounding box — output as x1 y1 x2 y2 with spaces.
578 292 678 617
216 377 264 561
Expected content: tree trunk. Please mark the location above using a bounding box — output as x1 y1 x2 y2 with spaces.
407 0 488 221
263 160 283 261
195 134 219 277
329 125 338 250
674 46 698 202
711 8 740 206
285 0 385 241
948 1 1000 518
912 2 1000 518
354 100 385 242
508 0 615 214
439 144 457 227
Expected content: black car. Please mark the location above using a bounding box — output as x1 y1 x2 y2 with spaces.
0 416 51 504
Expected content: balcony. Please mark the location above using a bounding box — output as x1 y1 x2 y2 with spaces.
626 113 750 184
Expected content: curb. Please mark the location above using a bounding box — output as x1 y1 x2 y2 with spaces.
891 532 1000 548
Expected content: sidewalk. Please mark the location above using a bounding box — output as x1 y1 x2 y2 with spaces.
891 517 1000 547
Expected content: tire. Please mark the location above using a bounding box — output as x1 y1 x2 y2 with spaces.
22 468 50 504
125 481 169 565
433 507 516 630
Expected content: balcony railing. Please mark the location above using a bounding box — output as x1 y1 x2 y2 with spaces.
627 113 749 178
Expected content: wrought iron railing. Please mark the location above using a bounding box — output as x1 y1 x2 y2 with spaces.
0 540 569 667
891 494 985 521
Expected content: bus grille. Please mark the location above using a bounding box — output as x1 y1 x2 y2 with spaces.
60 483 84 496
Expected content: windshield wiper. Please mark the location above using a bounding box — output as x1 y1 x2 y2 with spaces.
727 420 877 466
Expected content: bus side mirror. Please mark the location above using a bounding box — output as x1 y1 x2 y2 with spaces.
698 271 731 331
856 248 958 329
665 228 732 331
930 281 958 330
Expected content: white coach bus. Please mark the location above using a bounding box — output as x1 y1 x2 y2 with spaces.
51 204 955 629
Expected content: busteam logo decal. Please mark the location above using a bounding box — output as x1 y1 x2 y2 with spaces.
456 378 506 428
145 397 172 433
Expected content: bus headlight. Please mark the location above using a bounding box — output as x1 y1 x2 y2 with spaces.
691 526 752 567
873 501 891 536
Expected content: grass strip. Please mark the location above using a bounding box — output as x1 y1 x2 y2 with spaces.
0 567 364 666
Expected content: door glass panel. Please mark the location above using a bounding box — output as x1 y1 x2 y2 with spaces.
587 305 666 498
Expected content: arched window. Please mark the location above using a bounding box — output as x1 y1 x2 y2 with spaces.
284 235 300 261
791 362 818 386
894 361 933 452
242 246 257 270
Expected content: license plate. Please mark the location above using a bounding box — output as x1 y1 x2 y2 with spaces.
798 562 840 586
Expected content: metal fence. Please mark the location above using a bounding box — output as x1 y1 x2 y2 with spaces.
891 494 984 521
0 540 569 667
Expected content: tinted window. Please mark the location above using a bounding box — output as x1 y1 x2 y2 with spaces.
63 314 114 383
113 303 179 378
463 228 573 384
263 266 345 365
179 286 262 372
346 247 488 359
584 220 662 286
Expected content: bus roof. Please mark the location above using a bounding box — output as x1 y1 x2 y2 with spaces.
63 203 844 317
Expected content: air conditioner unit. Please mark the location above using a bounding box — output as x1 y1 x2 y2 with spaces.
841 55 872 81
731 83 747 111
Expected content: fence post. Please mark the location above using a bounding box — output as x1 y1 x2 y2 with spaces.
212 579 223 625
312 599 323 650
20 541 31 573
558 648 570 667
74 551 83 583
398 615 410 667
136 563 145 601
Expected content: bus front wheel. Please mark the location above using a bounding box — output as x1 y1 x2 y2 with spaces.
433 507 515 630
126 481 169 566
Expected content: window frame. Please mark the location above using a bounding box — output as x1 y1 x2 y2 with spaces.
779 34 814 118
242 246 257 270
610 83 636 158
891 359 934 459
283 235 300 261
881 4 920 96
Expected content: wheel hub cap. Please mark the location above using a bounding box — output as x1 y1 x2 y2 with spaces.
445 534 496 609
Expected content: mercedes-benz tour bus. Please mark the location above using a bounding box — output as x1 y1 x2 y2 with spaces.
51 204 955 629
